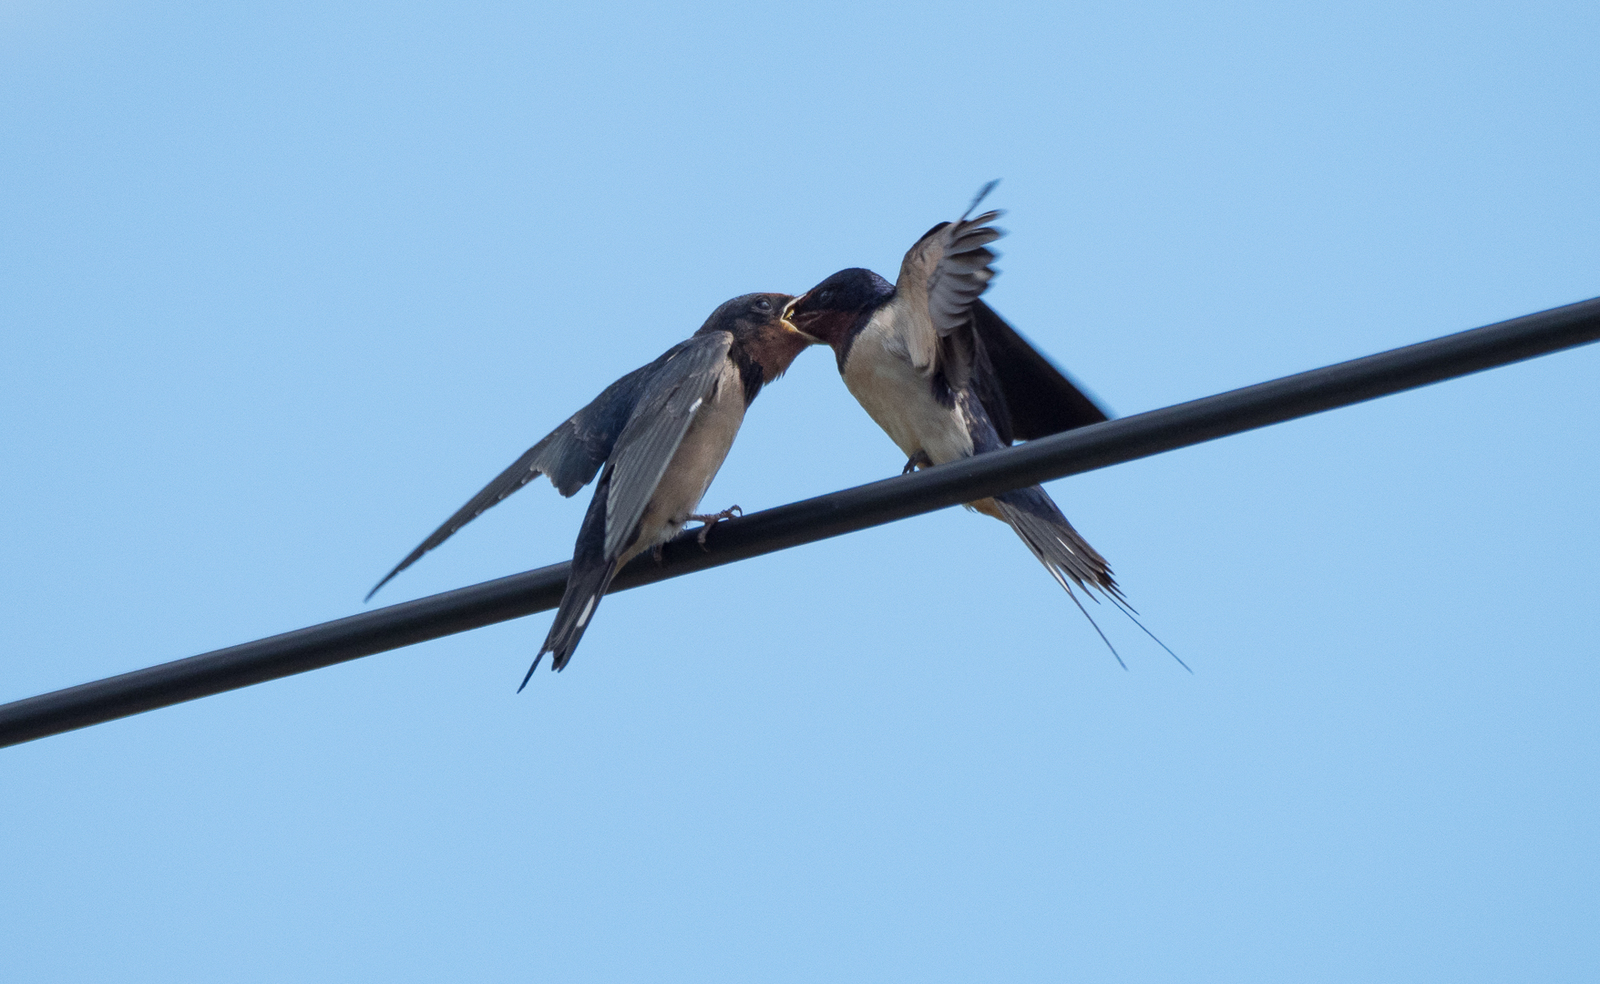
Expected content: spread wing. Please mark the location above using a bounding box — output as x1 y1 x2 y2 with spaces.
969 300 1110 445
601 331 734 560
894 185 1004 386
925 211 1004 340
366 346 690 601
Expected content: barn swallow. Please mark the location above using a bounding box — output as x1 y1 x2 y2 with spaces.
786 184 1174 665
368 293 814 686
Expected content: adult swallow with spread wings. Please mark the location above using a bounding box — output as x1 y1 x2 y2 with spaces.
786 185 1169 662
368 293 814 686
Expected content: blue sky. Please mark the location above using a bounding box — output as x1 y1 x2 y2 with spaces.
3 2 1598 980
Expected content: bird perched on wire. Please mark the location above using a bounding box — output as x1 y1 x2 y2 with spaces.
786 184 1172 664
367 293 815 686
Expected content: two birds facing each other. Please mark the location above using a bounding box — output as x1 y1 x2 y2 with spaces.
369 185 1172 687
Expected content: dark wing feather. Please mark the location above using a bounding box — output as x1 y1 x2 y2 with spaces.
602 332 734 559
969 300 1109 445
366 350 679 601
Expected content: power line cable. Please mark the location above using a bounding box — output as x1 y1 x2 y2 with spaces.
2 295 1598 748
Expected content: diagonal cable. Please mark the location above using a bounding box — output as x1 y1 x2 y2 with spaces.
3 295 1598 748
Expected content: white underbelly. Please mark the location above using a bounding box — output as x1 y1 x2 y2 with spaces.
842 328 973 466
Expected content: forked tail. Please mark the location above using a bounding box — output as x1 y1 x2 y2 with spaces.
989 486 1188 671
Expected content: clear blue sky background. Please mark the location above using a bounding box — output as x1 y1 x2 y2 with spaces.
3 2 1597 980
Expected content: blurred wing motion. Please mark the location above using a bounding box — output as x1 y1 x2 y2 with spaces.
893 192 1005 384
896 182 1108 446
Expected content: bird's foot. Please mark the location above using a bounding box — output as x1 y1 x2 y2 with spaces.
651 543 666 564
688 505 743 550
902 450 933 475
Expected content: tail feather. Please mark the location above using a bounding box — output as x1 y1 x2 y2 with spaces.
989 485 1188 671
990 486 1122 602
519 557 621 690
519 466 621 690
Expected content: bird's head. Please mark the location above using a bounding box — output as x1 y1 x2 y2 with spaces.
783 268 895 350
697 291 815 382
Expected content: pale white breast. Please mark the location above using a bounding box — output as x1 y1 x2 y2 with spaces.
620 358 747 563
841 310 973 466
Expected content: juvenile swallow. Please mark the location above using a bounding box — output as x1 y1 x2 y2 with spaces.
787 185 1166 663
368 293 814 685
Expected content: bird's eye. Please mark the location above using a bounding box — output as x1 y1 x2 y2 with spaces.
755 298 772 312
819 289 834 303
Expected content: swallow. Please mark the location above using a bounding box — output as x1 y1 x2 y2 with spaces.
787 184 1173 664
368 292 814 685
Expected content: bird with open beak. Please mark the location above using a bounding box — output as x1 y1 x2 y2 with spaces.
785 184 1153 661
368 292 815 685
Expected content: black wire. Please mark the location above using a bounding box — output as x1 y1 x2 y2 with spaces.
3 295 1598 749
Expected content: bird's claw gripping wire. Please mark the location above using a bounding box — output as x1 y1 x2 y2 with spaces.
688 505 743 550
902 450 933 475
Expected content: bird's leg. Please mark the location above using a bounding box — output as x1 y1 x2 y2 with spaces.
902 450 933 475
687 505 743 550
651 543 666 564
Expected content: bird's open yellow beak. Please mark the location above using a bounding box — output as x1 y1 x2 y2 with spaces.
781 297 820 341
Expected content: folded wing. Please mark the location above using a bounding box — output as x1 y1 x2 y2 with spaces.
601 332 734 559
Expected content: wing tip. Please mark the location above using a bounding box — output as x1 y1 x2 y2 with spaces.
364 542 434 602
962 179 1001 220
364 565 404 603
